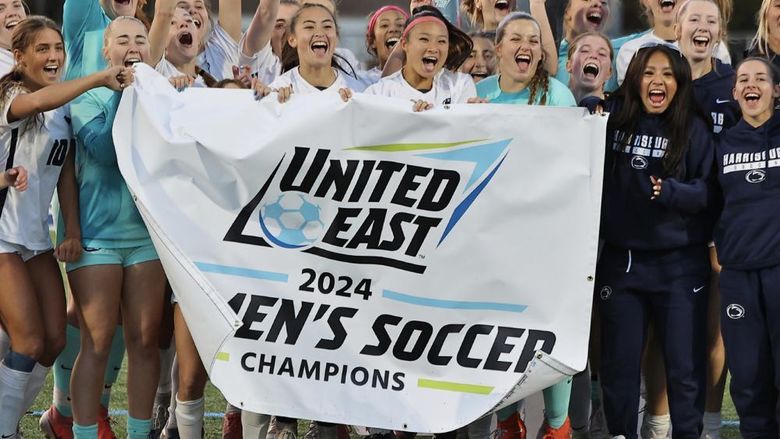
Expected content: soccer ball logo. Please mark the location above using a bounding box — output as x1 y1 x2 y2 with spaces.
259 193 325 248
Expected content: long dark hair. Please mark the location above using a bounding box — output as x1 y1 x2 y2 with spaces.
280 3 356 77
495 12 549 105
0 16 64 131
405 6 472 71
610 44 695 176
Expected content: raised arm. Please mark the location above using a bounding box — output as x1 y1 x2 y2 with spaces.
149 0 178 67
8 66 128 123
219 0 243 43
530 0 558 75
241 0 280 57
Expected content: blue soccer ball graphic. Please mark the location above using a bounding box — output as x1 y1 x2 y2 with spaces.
259 193 325 248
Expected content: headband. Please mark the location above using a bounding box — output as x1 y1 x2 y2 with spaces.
368 5 409 36
401 15 447 41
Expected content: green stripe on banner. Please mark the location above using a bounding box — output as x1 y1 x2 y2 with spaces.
417 378 494 395
345 139 487 152
216 352 230 362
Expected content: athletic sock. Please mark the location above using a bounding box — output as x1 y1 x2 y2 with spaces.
54 324 81 417
157 342 175 395
641 414 671 438
72 423 98 439
127 416 152 439
165 355 179 431
101 326 125 410
0 356 34 436
241 411 271 439
20 363 49 418
702 411 721 434
543 377 573 429
175 396 204 439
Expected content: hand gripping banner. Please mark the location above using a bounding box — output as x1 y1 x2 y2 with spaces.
113 64 607 432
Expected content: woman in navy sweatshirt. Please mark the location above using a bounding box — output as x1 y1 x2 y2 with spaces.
715 57 780 438
590 43 716 439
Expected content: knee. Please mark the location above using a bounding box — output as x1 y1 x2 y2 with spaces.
177 373 207 401
38 333 66 366
81 328 118 362
124 325 160 355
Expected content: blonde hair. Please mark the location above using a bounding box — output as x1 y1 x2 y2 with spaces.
753 0 776 57
102 15 147 47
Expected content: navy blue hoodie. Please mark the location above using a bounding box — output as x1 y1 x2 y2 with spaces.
598 99 717 251
715 114 780 270
694 59 741 134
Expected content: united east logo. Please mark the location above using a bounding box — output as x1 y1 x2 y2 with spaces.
224 139 511 273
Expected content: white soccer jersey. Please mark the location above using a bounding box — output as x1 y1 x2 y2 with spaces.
198 22 240 81
239 41 281 85
269 67 364 95
616 31 732 85
363 69 477 106
156 58 208 88
0 49 13 77
0 88 73 250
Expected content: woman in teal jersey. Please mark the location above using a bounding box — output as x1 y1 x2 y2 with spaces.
476 12 575 439
477 12 575 106
0 16 129 438
64 17 168 439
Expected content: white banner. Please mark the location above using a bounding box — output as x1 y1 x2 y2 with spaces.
114 65 607 432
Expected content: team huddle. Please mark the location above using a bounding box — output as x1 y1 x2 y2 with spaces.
0 0 777 438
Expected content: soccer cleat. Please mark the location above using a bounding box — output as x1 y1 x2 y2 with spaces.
276 421 298 439
97 406 117 439
39 405 73 439
221 411 242 439
539 417 572 439
151 392 171 439
493 412 527 439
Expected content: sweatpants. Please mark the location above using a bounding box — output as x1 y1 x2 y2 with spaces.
596 244 709 439
720 265 780 439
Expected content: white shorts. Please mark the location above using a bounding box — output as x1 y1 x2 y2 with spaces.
0 240 51 262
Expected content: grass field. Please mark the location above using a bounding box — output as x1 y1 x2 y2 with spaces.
16 364 746 438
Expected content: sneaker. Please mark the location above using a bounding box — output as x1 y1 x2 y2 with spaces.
539 418 572 439
222 411 243 439
276 421 298 439
98 406 117 439
151 392 171 439
39 405 73 439
492 412 527 439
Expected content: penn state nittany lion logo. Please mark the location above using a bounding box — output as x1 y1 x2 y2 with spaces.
745 169 767 184
726 304 745 320
631 156 648 170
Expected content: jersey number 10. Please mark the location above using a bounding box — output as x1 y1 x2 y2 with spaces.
46 138 74 167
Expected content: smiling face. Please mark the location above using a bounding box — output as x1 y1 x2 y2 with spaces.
273 3 300 58
100 0 139 19
288 6 338 69
175 0 210 41
567 34 612 91
565 0 610 37
0 0 25 50
643 0 680 28
402 20 449 80
496 18 542 85
372 9 406 67
640 50 678 113
459 35 496 82
676 0 720 63
734 59 779 125
104 18 150 68
166 8 199 64
477 0 515 30
15 27 64 91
